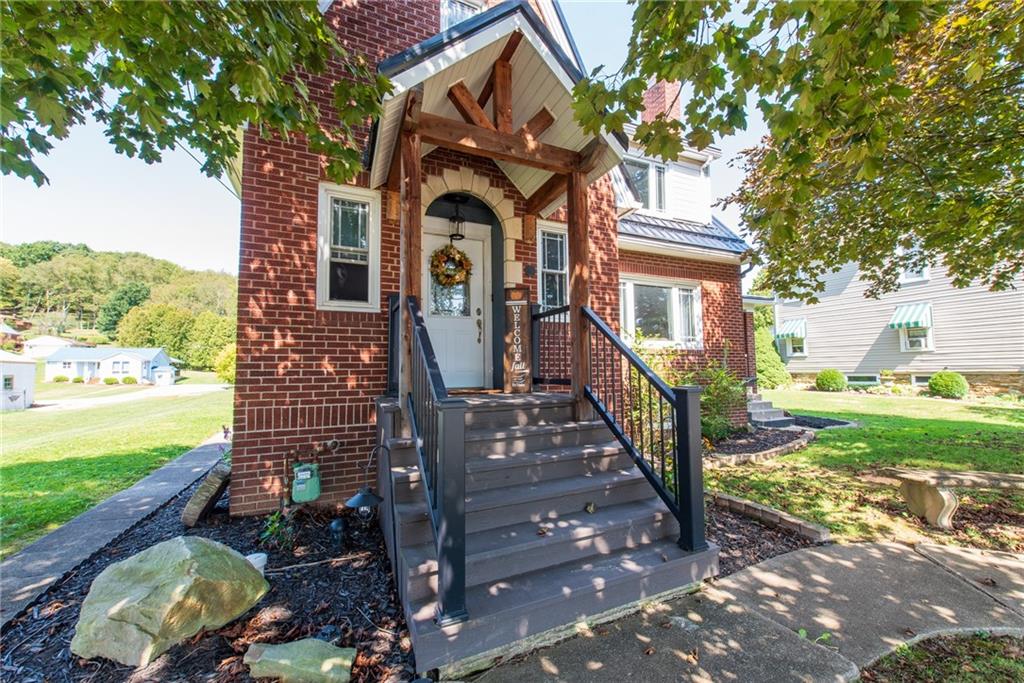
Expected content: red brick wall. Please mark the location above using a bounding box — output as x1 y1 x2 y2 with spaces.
231 0 625 515
617 250 750 426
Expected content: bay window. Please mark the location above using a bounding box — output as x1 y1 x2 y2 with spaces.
317 183 381 312
619 278 703 348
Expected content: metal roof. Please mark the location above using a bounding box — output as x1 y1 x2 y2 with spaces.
45 347 167 363
618 213 750 255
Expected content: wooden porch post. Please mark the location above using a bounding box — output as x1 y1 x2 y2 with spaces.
567 170 591 418
398 130 422 408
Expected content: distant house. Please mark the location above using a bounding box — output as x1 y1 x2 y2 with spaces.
44 347 176 385
0 321 22 340
22 335 87 359
774 263 1024 393
0 350 35 411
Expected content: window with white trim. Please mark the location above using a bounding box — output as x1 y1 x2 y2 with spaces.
786 337 807 357
3 375 13 391
846 374 880 385
317 183 381 312
539 228 568 310
623 157 666 212
911 374 932 387
441 0 482 30
619 277 703 348
900 326 934 352
898 246 930 283
62 361 71 370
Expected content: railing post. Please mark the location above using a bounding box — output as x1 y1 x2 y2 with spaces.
530 304 541 383
386 294 400 397
673 385 707 552
434 397 468 626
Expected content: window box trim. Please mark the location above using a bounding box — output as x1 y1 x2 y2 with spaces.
785 337 808 357
316 182 382 313
620 274 704 350
623 155 668 214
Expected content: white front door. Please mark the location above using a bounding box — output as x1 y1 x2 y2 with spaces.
422 217 490 388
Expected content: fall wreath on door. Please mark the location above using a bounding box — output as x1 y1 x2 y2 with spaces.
429 244 473 287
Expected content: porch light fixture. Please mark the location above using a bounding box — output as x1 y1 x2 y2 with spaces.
447 196 466 242
345 444 384 523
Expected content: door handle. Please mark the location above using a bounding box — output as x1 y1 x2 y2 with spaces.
476 318 483 344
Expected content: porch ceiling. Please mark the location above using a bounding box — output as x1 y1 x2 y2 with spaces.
368 2 625 216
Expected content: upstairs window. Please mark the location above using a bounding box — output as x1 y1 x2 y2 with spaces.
317 183 381 312
539 228 568 310
619 277 703 349
898 246 930 283
441 0 482 30
623 157 666 212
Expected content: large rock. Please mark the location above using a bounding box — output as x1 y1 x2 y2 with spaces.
71 536 268 666
181 462 231 527
244 638 356 682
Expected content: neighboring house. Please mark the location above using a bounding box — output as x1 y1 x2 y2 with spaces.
230 0 749 670
43 347 174 384
774 262 1024 393
0 321 22 343
22 335 86 359
0 350 35 411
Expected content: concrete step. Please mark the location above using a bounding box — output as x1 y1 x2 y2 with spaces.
747 408 786 421
463 420 612 457
746 400 774 411
751 417 796 428
390 442 633 502
461 393 575 430
400 497 679 601
406 538 720 672
747 393 762 401
392 467 653 546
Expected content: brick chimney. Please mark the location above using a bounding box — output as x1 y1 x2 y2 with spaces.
641 80 681 123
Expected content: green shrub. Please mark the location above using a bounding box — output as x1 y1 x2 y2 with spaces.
121 376 138 384
214 342 236 384
72 376 84 383
103 376 119 385
755 327 791 389
52 375 69 383
928 371 969 399
697 358 748 441
815 369 847 392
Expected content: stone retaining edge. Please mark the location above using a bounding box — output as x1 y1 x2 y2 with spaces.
704 430 816 469
705 490 831 544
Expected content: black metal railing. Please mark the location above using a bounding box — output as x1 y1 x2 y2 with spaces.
386 293 400 397
405 296 468 625
581 306 707 552
530 304 572 386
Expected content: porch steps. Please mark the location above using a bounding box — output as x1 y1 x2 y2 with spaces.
379 393 719 674
747 393 795 428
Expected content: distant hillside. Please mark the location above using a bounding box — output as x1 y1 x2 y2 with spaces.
0 240 236 334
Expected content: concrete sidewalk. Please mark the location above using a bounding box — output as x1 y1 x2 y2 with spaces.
0 432 228 626
480 542 1024 682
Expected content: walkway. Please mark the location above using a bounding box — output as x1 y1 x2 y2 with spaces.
32 383 229 412
480 542 1024 682
0 432 228 626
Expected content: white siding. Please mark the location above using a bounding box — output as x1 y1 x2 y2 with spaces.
664 159 711 224
776 264 1024 374
0 360 35 411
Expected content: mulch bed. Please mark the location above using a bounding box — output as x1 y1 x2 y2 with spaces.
707 428 805 456
0 481 414 683
705 503 813 576
790 414 851 429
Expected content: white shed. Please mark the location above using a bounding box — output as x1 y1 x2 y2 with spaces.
22 335 83 359
0 350 36 411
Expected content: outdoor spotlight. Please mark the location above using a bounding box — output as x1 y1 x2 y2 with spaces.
345 445 385 523
328 517 347 549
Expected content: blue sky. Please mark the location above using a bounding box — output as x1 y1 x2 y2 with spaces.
1 0 764 277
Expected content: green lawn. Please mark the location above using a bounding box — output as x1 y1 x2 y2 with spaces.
176 369 224 385
707 390 1024 551
861 634 1024 682
0 390 233 558
33 361 149 400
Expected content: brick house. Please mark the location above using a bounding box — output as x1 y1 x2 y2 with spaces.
231 0 752 672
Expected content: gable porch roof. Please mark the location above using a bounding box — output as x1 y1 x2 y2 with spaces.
366 0 627 216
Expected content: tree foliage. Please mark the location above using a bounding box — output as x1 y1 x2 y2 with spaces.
754 327 790 389
0 240 92 267
185 311 236 370
97 282 150 334
1 0 390 186
575 1 1024 298
116 303 193 361
0 257 21 310
214 342 236 384
149 271 237 317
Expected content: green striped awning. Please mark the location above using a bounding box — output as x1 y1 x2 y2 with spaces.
888 302 932 329
775 318 807 340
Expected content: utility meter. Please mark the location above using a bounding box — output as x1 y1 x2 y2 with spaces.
291 462 321 504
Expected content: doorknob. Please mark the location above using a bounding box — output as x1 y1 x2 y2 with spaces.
476 318 483 344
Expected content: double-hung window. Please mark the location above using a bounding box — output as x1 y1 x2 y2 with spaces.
623 157 666 212
539 227 568 310
619 277 703 349
441 0 482 30
900 326 933 352
317 183 381 312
